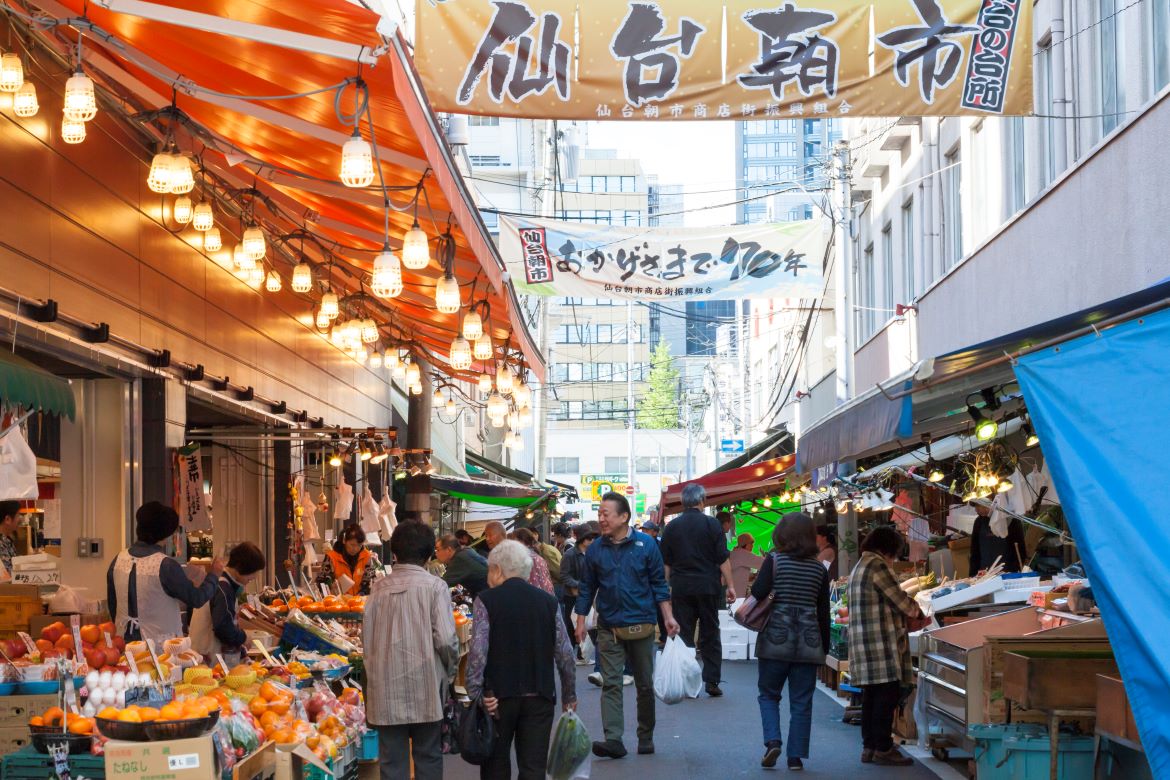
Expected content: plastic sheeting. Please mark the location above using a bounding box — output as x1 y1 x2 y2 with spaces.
1015 307 1170 780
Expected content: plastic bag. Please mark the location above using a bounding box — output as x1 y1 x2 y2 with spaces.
653 636 702 705
0 424 37 500
546 710 591 780
579 633 594 666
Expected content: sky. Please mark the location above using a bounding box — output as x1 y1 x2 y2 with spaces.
585 121 738 228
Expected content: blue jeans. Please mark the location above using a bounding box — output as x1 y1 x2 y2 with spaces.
757 659 818 757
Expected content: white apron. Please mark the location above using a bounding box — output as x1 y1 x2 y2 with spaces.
112 550 183 643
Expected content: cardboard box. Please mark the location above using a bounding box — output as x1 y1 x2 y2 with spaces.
720 628 751 645
233 741 276 780
722 643 749 661
0 693 58 727
0 725 32 753
105 737 218 780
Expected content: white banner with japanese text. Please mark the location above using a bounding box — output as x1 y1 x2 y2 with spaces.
499 216 827 300
176 447 212 533
416 0 1032 120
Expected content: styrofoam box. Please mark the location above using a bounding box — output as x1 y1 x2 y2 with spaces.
723 643 749 661
928 575 1004 613
721 628 751 645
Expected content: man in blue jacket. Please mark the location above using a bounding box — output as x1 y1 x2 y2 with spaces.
575 492 679 760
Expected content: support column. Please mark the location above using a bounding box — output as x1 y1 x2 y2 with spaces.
140 378 186 506
405 359 434 525
272 433 291 586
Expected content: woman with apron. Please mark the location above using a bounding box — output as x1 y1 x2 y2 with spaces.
315 523 382 596
106 502 223 643
189 542 266 665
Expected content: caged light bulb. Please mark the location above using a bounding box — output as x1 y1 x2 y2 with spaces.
401 221 431 270
339 131 375 188
370 248 402 299
146 152 175 194
0 53 24 93
242 226 266 261
61 117 86 144
291 262 313 293
192 201 214 231
462 310 483 341
13 81 37 117
63 71 97 122
173 195 193 225
202 227 222 252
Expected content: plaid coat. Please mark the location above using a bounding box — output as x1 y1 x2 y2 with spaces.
845 552 921 686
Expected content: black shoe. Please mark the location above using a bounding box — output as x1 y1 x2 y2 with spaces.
592 740 628 759
705 682 723 697
638 739 655 755
787 757 804 771
761 744 782 768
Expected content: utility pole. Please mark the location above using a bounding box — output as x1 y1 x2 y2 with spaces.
739 300 750 444
626 300 635 498
533 119 556 486
833 139 855 405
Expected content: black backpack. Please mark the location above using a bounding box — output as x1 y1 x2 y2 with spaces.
457 697 496 765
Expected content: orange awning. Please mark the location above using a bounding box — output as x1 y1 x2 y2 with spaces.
657 455 796 520
30 0 542 379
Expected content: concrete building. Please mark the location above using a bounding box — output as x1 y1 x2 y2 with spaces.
736 118 841 224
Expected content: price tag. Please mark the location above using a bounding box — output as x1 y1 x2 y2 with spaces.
247 594 261 610
49 742 71 779
252 639 276 665
167 754 201 770
215 654 231 677
17 632 37 657
125 652 140 676
69 616 84 673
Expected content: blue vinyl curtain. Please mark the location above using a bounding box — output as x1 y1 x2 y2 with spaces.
1016 307 1170 779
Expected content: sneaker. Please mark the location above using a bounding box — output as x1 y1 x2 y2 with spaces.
592 740 628 759
787 757 803 771
622 674 634 686
705 682 723 697
860 749 874 764
761 744 782 768
588 672 602 687
637 739 655 755
873 748 913 766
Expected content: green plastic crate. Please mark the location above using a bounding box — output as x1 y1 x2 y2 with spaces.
970 724 1095 780
2 744 105 780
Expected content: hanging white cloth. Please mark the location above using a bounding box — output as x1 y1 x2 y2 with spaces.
333 481 354 520
988 493 1010 539
378 493 397 541
300 484 321 542
0 423 38 500
360 487 380 536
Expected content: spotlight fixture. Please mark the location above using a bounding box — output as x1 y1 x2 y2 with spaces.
359 440 373 461
370 442 388 464
328 447 342 468
1023 422 1039 448
967 405 999 441
927 464 945 483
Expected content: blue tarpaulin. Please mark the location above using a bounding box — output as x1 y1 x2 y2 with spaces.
1015 307 1170 780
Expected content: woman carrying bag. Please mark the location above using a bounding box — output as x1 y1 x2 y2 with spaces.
750 512 830 771
190 542 267 665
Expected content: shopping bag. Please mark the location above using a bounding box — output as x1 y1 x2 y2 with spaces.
546 710 591 780
457 697 495 765
653 636 702 705
0 425 38 500
440 689 462 756
579 633 594 665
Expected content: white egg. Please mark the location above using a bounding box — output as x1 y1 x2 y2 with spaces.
88 688 106 707
111 671 127 690
85 671 101 690
99 670 113 687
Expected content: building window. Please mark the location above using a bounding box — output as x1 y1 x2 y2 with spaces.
858 243 875 340
880 223 894 326
1005 118 1027 216
1036 39 1057 188
480 210 499 230
623 210 642 225
1098 0 1126 135
546 457 579 474
604 456 628 473
942 147 963 270
568 401 583 420
469 116 500 126
468 155 503 166
556 325 581 344
596 324 612 343
1154 0 1170 93
901 200 916 301
567 363 583 382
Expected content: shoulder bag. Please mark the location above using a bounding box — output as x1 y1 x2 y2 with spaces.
457 696 495 766
733 552 777 632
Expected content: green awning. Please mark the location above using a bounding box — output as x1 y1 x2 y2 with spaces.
0 351 76 420
465 450 536 485
430 473 547 506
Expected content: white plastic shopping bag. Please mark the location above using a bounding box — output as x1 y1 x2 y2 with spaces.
0 425 38 500
653 636 702 705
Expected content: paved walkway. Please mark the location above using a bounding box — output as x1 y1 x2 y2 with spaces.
442 660 947 779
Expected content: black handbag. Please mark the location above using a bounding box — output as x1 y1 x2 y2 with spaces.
457 697 496 765
440 688 461 756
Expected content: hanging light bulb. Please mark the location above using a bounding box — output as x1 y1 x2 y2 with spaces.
490 412 506 428
13 81 37 117
473 335 493 361
63 70 97 122
192 202 214 231
370 247 403 299
401 220 430 269
315 309 331 330
242 226 266 261
763 496 773 508
1022 422 1040 448
996 478 1014 493
353 345 369 365
369 350 384 369
435 272 461 314
927 464 945 483
462 310 483 341
146 152 175 193
290 262 313 293
445 397 458 417
233 244 256 271
513 381 532 409
391 360 407 384
507 411 520 430
199 227 221 252
433 388 446 408
61 117 86 144
509 431 525 451
487 391 508 420
265 270 282 293
329 447 343 468
385 350 402 373
0 52 24 92
450 336 472 371
246 265 265 288
169 155 195 194
518 408 532 428
409 381 423 396
339 130 375 188
477 373 493 394
406 361 421 388
361 318 380 344
320 291 340 320
173 196 193 225
496 364 514 396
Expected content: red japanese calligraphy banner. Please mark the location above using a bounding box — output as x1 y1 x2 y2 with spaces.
498 215 828 299
415 0 1032 119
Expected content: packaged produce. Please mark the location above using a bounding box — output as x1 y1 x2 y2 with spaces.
547 710 591 779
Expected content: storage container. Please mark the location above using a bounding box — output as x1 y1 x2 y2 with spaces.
359 729 378 762
969 723 1095 780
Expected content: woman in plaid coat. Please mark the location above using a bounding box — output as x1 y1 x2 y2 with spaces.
846 526 924 767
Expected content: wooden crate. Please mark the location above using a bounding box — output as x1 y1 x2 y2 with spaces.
0 585 42 637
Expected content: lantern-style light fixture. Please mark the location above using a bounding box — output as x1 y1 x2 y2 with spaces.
486 391 508 421
473 334 493 361
449 337 472 371
507 411 520 430
477 373 493 394
202 227 222 252
61 117 86 144
315 309 331 330
146 152 175 194
401 220 430 270
0 52 24 92
370 247 402 299
518 408 533 428
339 130 375 188
63 70 97 122
320 291 340 320
508 431 525 451
496 363 514 396
368 351 383 369
409 380 423 396
169 156 195 194
406 361 421 388
391 359 407 385
462 310 483 342
513 381 532 409
173 196 193 225
432 388 446 408
13 82 37 117
361 318 380 344
247 266 265 288
242 225 266 261
233 244 256 271
291 262 312 293
265 271 282 293
191 201 214 231
353 345 369 365
385 350 402 373
445 397 458 417
435 272 460 314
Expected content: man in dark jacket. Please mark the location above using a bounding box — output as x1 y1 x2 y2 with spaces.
560 523 599 662
576 494 678 759
969 502 1029 573
205 542 266 661
435 534 489 596
658 484 736 696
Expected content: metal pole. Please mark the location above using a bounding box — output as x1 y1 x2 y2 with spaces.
834 138 854 405
627 300 635 496
534 298 550 485
685 393 694 480
1050 4 1069 171
739 299 750 444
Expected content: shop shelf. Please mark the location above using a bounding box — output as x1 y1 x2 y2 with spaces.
969 724 1095 780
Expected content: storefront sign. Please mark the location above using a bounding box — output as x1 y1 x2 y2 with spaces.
500 217 825 300
176 448 211 533
416 0 1032 119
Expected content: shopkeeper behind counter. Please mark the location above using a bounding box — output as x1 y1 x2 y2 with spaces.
316 523 383 596
107 502 225 643
190 541 266 664
0 500 21 576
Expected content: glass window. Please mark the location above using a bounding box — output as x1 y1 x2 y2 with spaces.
597 324 612 343
623 210 642 225
568 401 583 420
480 210 499 229
1036 40 1057 188
943 148 963 270
1005 118 1026 216
881 223 894 322
1098 0 1125 135
568 363 582 381
553 364 567 382
858 243 875 340
901 200 916 301
546 457 580 474
604 456 628 473
1154 0 1170 93
621 176 637 192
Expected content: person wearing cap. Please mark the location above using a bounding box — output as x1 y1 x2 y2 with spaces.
107 501 225 643
640 521 660 543
729 533 764 598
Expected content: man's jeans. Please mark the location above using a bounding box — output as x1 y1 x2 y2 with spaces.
596 627 655 744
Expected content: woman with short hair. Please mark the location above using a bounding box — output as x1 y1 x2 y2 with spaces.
750 512 830 770
316 523 383 595
190 541 267 663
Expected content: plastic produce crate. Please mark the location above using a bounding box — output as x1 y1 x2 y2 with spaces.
969 724 1095 780
2 744 106 780
278 622 349 656
829 623 849 659
303 756 334 780
359 729 378 762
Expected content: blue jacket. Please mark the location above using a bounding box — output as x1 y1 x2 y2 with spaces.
575 529 669 628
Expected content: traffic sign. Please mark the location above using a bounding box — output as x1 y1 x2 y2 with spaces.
720 438 745 454
624 485 635 496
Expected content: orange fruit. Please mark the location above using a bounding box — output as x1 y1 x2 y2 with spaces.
117 710 142 723
270 728 293 745
259 711 279 730
68 719 95 735
159 703 185 722
97 707 121 721
184 702 210 719
137 707 160 722
29 716 43 727
249 698 269 717
266 698 290 716
258 680 283 701
43 707 65 727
